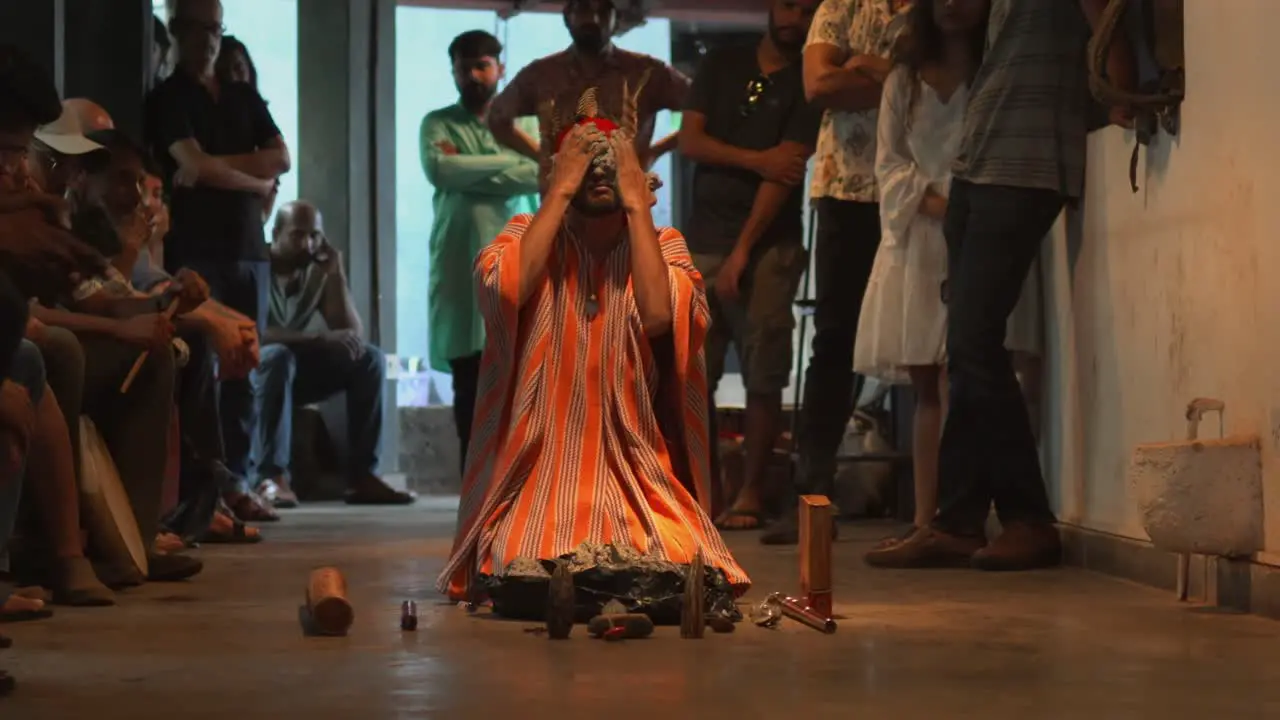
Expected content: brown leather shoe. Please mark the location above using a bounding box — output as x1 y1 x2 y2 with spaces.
970 522 1062 571
864 527 985 568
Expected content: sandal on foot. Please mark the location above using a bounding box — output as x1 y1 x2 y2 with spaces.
203 518 263 545
873 526 920 550
714 509 766 531
0 595 52 623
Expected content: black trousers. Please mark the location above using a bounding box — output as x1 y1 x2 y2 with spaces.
449 352 482 475
932 180 1061 536
168 257 269 486
792 198 881 500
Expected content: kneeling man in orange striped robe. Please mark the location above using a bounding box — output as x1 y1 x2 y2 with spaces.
437 87 750 622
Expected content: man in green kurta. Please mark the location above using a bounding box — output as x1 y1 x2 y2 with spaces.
421 29 539 470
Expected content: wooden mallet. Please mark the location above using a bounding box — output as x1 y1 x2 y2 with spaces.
119 297 179 393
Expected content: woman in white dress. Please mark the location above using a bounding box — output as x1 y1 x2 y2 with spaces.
853 0 1042 547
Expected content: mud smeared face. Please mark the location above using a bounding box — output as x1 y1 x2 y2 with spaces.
571 133 620 216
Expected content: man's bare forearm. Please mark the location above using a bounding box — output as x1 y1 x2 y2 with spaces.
809 69 882 111
191 156 269 194
678 127 761 172
516 193 570 306
625 209 672 337
489 117 540 160
732 181 793 257
263 328 319 345
32 305 123 337
222 149 290 180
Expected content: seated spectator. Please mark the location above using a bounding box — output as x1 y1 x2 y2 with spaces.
253 201 414 507
13 320 115 607
76 128 262 544
0 45 201 584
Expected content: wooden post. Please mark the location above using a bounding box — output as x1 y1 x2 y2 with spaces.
799 495 833 618
306 567 354 636
680 551 705 639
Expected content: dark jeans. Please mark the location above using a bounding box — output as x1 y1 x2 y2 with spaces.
932 180 1061 536
162 330 228 539
250 339 385 483
168 258 269 487
448 352 481 475
792 198 881 499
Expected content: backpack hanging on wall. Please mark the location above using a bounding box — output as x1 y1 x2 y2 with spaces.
1088 0 1185 192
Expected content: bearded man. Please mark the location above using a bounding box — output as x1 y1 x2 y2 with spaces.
437 86 750 622
421 30 539 470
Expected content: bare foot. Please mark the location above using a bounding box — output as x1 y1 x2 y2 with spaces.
714 490 765 531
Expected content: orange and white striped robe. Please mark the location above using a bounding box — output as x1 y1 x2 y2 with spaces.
437 213 750 599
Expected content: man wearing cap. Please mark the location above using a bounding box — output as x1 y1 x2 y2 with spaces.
487 0 689 187
438 86 749 617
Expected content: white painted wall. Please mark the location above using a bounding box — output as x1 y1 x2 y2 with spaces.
1043 0 1280 547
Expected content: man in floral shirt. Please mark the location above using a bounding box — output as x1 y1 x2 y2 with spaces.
763 0 911 545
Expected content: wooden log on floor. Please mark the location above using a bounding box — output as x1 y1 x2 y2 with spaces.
306 567 354 636
799 495 834 618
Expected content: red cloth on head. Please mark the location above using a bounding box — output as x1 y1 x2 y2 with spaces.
553 116 619 153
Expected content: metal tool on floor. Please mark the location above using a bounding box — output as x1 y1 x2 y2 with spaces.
752 593 837 634
305 567 354 636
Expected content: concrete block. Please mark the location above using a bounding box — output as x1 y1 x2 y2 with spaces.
1127 434 1263 557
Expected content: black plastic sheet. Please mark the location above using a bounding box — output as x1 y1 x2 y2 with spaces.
481 542 742 625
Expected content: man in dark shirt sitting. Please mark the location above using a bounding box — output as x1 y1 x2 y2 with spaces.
144 0 290 523
677 0 821 531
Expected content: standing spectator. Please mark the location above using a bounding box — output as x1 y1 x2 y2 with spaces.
761 0 911 545
865 0 1134 570
678 0 821 529
487 0 690 187
215 35 257 88
145 0 289 524
421 30 539 471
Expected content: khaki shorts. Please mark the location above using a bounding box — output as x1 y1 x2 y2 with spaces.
694 242 808 394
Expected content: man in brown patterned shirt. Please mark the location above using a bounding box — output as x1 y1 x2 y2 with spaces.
486 0 690 186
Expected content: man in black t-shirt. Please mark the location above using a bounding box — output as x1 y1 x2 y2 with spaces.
144 0 290 521
678 0 821 531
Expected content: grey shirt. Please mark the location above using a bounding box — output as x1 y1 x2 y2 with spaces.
952 0 1093 198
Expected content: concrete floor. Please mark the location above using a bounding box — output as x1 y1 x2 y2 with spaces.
4 500 1280 719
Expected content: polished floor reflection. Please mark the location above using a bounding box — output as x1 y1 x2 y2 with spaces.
5 499 1280 719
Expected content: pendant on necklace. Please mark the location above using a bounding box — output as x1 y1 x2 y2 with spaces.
585 292 599 319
